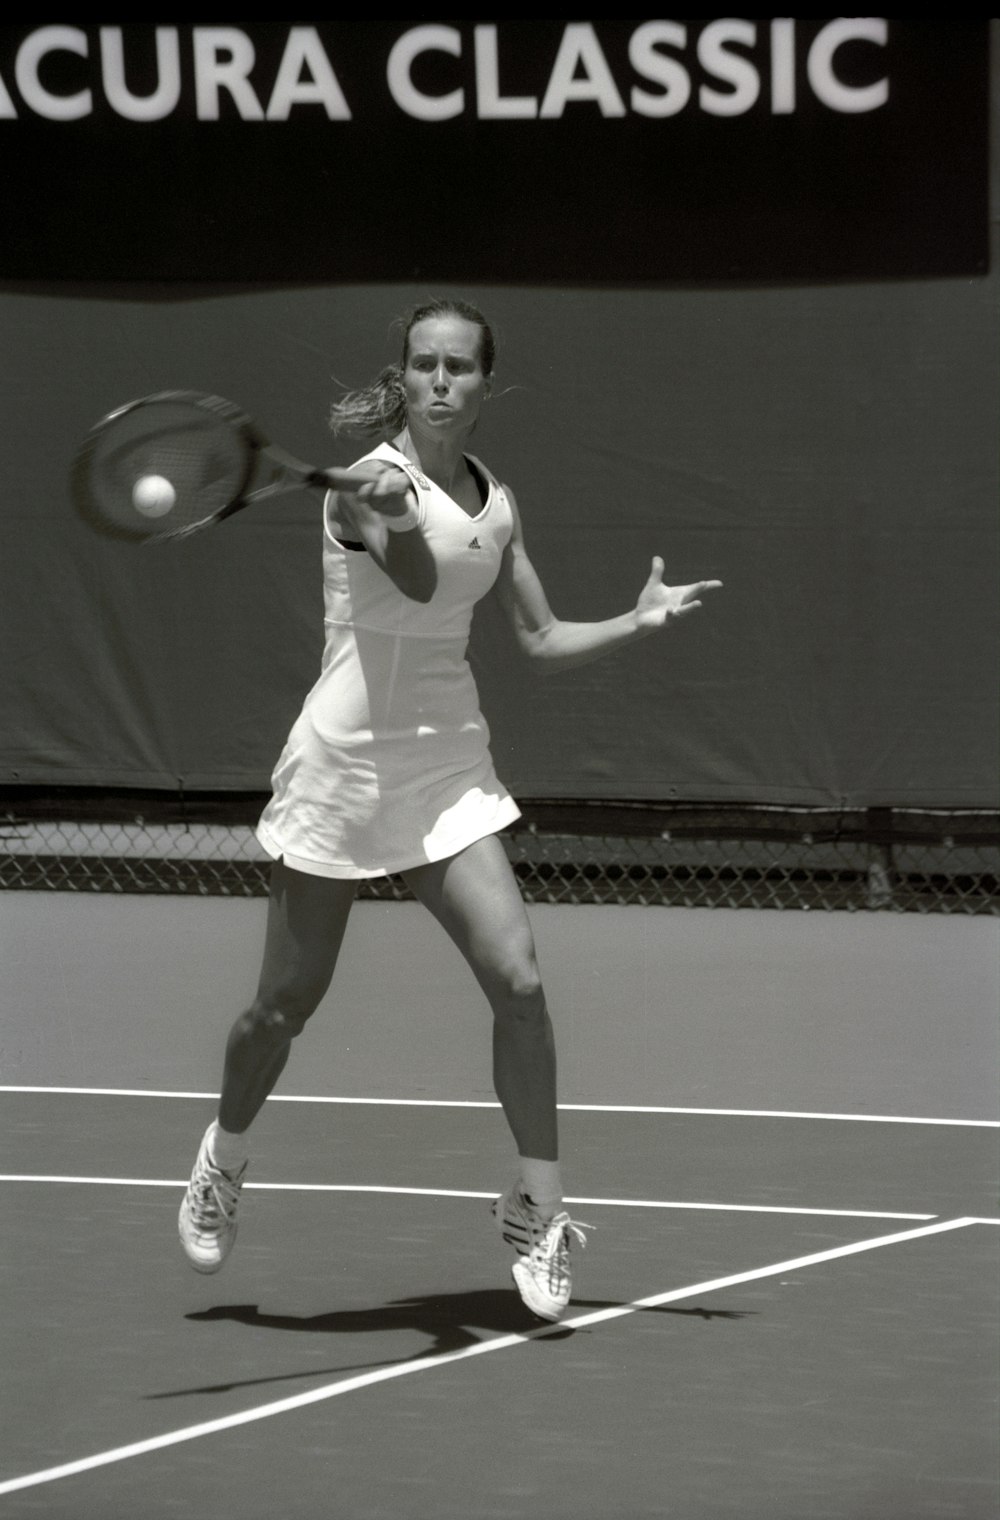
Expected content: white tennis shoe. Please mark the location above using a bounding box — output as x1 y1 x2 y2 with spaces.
493 1183 591 1322
178 1128 247 1273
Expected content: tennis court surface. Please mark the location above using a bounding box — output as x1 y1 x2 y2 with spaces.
2 898 998 1520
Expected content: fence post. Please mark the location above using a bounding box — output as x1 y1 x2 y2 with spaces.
866 807 895 909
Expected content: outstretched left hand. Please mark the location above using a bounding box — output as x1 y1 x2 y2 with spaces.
635 557 723 630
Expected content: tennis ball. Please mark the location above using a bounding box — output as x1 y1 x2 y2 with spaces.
132 474 176 517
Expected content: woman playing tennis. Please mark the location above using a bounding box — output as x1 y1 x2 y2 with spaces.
179 298 722 1321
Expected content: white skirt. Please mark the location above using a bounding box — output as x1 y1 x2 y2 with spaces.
256 623 520 879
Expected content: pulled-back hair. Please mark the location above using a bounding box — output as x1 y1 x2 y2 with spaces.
329 299 497 439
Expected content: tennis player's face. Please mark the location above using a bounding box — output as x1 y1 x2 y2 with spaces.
404 316 490 437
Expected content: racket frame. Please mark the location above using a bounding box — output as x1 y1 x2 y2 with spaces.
72 389 333 543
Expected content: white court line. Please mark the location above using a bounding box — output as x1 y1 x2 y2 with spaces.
0 1215 981 1499
1 1086 996 1127
0 1175 936 1222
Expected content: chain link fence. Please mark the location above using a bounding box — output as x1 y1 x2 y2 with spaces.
1 791 997 914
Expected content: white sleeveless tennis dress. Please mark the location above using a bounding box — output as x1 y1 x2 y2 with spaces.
256 442 521 878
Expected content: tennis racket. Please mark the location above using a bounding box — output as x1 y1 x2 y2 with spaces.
71 390 383 543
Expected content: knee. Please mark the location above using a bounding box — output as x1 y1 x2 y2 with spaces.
240 986 322 1045
488 951 546 1025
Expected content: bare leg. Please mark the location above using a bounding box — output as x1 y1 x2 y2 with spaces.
217 861 357 1133
404 836 558 1160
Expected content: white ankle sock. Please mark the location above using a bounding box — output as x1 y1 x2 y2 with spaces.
519 1156 562 1218
207 1120 249 1174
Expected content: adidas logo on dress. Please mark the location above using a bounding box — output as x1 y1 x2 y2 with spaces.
468 537 482 549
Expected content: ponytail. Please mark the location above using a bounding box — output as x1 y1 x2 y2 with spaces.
328 364 408 439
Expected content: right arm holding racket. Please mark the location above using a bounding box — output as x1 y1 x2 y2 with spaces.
71 390 435 602
329 462 436 604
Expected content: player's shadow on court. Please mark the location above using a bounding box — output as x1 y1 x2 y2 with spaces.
147 1291 750 1401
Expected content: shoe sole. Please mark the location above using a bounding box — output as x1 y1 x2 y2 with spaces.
510 1261 567 1322
181 1247 228 1274
178 1205 235 1273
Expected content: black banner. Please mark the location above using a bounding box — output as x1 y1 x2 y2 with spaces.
0 20 989 282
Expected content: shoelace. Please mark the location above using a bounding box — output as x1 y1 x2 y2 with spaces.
529 1213 593 1287
189 1160 243 1229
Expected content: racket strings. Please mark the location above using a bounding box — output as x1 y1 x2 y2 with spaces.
76 399 255 541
